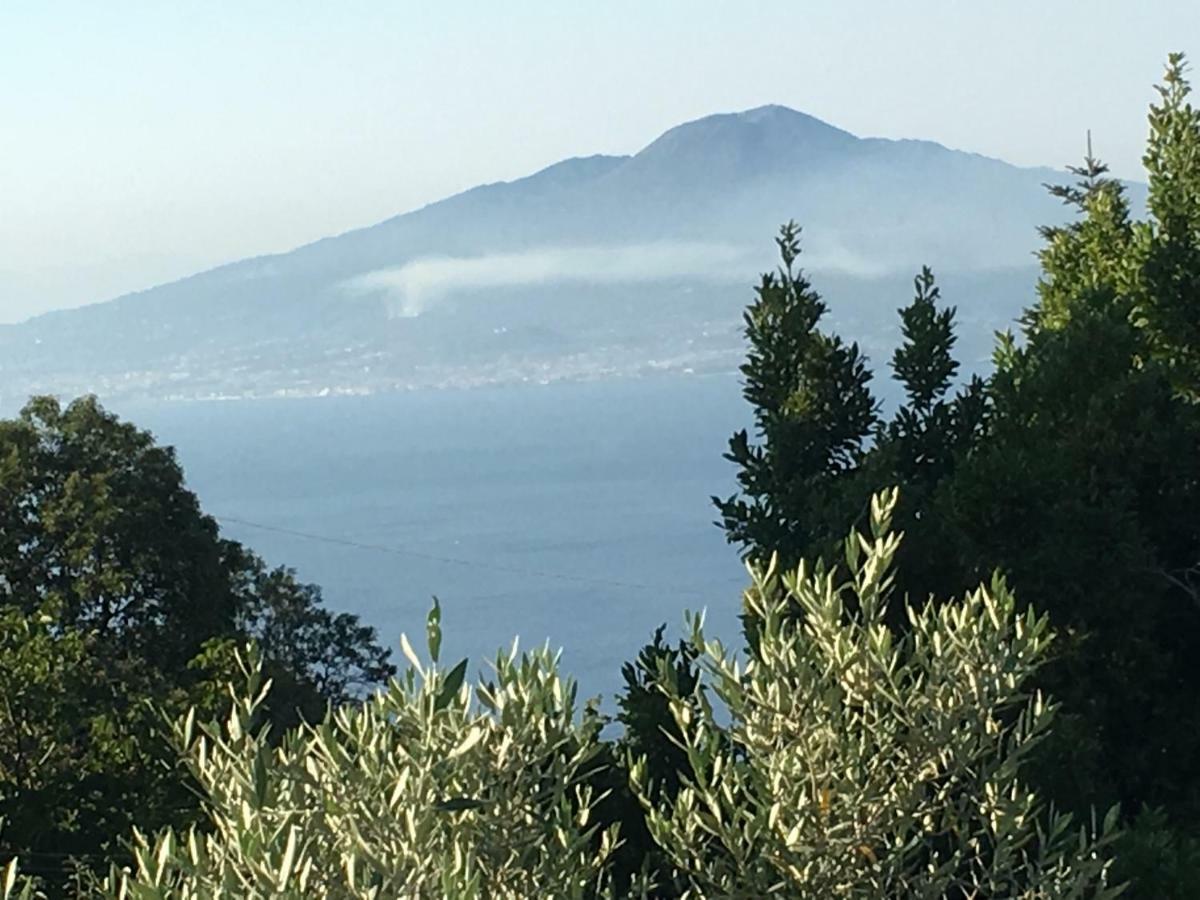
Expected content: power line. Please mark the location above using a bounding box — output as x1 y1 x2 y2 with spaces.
214 513 742 598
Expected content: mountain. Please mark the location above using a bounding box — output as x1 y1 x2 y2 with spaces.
0 106 1135 405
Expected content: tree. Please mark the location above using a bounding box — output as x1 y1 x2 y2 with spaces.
633 490 1122 897
99 634 619 899
616 626 702 807
714 222 879 571
608 626 706 897
0 606 242 888
70 500 1122 896
716 54 1200 894
1138 52 1200 399
926 57 1200 827
0 396 394 883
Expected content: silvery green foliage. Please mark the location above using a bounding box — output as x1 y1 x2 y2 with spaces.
101 603 618 899
0 822 40 900
632 488 1123 898
1 859 40 900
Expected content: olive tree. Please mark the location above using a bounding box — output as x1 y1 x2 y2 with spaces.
100 607 619 899
633 489 1122 898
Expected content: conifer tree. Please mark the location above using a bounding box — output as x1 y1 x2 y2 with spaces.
714 222 878 569
1139 52 1200 399
715 54 1200 896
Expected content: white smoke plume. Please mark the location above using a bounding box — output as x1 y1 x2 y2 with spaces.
342 240 895 318
341 242 758 318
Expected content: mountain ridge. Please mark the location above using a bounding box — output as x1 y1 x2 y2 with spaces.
0 104 1141 405
11 105 1081 326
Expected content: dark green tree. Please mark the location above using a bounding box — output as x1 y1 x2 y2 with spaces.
0 606 241 886
0 395 394 887
615 625 701 805
883 266 987 490
1139 52 1200 399
714 221 879 570
716 55 1200 896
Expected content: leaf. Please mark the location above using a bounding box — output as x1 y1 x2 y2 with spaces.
276 830 297 892
277 827 298 891
399 632 423 674
156 831 173 882
427 596 443 664
435 658 468 712
1102 803 1121 834
181 706 196 747
447 724 485 760
253 749 269 805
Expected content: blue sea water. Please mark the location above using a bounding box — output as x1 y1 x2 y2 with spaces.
120 374 753 709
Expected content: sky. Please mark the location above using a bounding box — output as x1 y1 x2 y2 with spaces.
1 1 1198 323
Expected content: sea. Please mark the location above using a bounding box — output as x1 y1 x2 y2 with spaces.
119 373 754 711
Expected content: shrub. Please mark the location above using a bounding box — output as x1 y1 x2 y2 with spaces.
633 489 1122 897
99 607 618 899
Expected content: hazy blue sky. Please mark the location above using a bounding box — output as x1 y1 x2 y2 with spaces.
1 1 1197 322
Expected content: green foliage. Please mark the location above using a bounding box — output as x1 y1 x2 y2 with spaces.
716 54 1200 896
7 499 1115 896
608 626 706 897
0 395 394 700
1139 52 1200 398
232 564 394 725
0 396 394 885
0 606 233 885
714 221 879 568
1109 808 1200 898
0 482 1134 895
0 396 233 670
884 266 986 489
939 59 1200 833
891 266 958 408
1 829 42 900
616 625 702 805
99 624 619 899
635 490 1122 897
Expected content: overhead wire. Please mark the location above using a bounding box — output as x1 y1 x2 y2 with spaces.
214 513 745 598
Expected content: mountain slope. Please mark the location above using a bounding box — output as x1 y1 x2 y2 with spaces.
0 106 1130 405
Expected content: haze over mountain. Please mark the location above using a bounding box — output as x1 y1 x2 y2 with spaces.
0 105 1137 406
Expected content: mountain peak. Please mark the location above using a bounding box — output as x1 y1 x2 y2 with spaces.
625 104 860 184
732 103 841 127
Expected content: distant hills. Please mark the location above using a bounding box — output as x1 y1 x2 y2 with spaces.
0 106 1139 405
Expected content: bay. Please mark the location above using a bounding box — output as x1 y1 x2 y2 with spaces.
119 373 752 708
